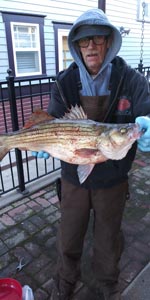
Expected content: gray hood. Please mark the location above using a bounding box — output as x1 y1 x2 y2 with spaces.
68 9 122 95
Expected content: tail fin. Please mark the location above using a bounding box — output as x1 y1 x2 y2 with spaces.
0 135 9 161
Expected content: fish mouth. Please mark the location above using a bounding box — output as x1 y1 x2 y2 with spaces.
128 123 144 140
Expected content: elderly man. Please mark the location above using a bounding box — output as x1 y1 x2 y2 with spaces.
33 8 150 300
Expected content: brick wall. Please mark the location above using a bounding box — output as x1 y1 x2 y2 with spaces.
0 95 50 133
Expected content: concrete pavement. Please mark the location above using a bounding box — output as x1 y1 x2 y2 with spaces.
0 149 150 299
122 262 150 300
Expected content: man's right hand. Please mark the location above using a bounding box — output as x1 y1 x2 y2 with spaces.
32 151 50 159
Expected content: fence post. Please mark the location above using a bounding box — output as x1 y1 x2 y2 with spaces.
6 69 28 194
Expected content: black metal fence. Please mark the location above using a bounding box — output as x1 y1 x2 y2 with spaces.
0 71 61 196
0 66 150 196
136 65 150 82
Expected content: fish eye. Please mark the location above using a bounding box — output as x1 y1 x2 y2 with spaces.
120 128 127 134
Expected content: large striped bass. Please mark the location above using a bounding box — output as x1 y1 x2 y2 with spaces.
0 105 143 183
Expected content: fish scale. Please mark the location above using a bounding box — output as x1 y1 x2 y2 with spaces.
0 105 143 183
1 124 98 153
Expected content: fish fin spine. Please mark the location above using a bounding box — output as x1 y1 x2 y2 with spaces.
63 105 87 120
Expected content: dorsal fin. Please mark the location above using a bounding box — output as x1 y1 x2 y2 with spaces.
23 108 54 129
63 105 87 120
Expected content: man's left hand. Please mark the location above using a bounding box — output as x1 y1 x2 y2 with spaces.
135 116 150 152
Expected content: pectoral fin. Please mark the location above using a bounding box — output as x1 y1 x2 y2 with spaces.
75 149 98 157
77 164 95 184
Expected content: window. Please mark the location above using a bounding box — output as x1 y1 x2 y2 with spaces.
11 22 42 76
2 12 46 78
58 30 73 71
53 22 73 73
137 0 150 22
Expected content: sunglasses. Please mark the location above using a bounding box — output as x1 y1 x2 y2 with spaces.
77 35 107 48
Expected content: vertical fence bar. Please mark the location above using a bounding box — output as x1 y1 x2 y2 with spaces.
138 60 143 73
6 69 28 194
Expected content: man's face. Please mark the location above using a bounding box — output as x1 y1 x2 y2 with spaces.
78 36 110 75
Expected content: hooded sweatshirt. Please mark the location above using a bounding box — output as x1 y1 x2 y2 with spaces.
68 9 122 96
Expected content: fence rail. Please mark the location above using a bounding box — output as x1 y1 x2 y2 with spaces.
135 65 150 82
0 66 150 196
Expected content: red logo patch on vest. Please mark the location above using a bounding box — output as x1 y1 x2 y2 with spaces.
117 98 131 111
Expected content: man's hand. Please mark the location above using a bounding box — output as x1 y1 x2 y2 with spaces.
32 151 50 159
135 116 150 152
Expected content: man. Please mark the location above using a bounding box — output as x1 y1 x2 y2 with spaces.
32 8 150 300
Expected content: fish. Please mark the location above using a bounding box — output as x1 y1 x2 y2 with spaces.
0 105 143 183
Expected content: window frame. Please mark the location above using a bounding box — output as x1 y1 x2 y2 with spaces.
53 22 73 73
58 29 73 71
1 11 46 79
11 21 42 77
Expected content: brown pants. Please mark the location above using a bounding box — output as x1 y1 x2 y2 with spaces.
56 178 128 284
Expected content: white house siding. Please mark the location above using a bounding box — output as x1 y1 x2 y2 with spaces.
106 0 150 68
0 0 150 80
0 0 98 80
0 13 9 80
